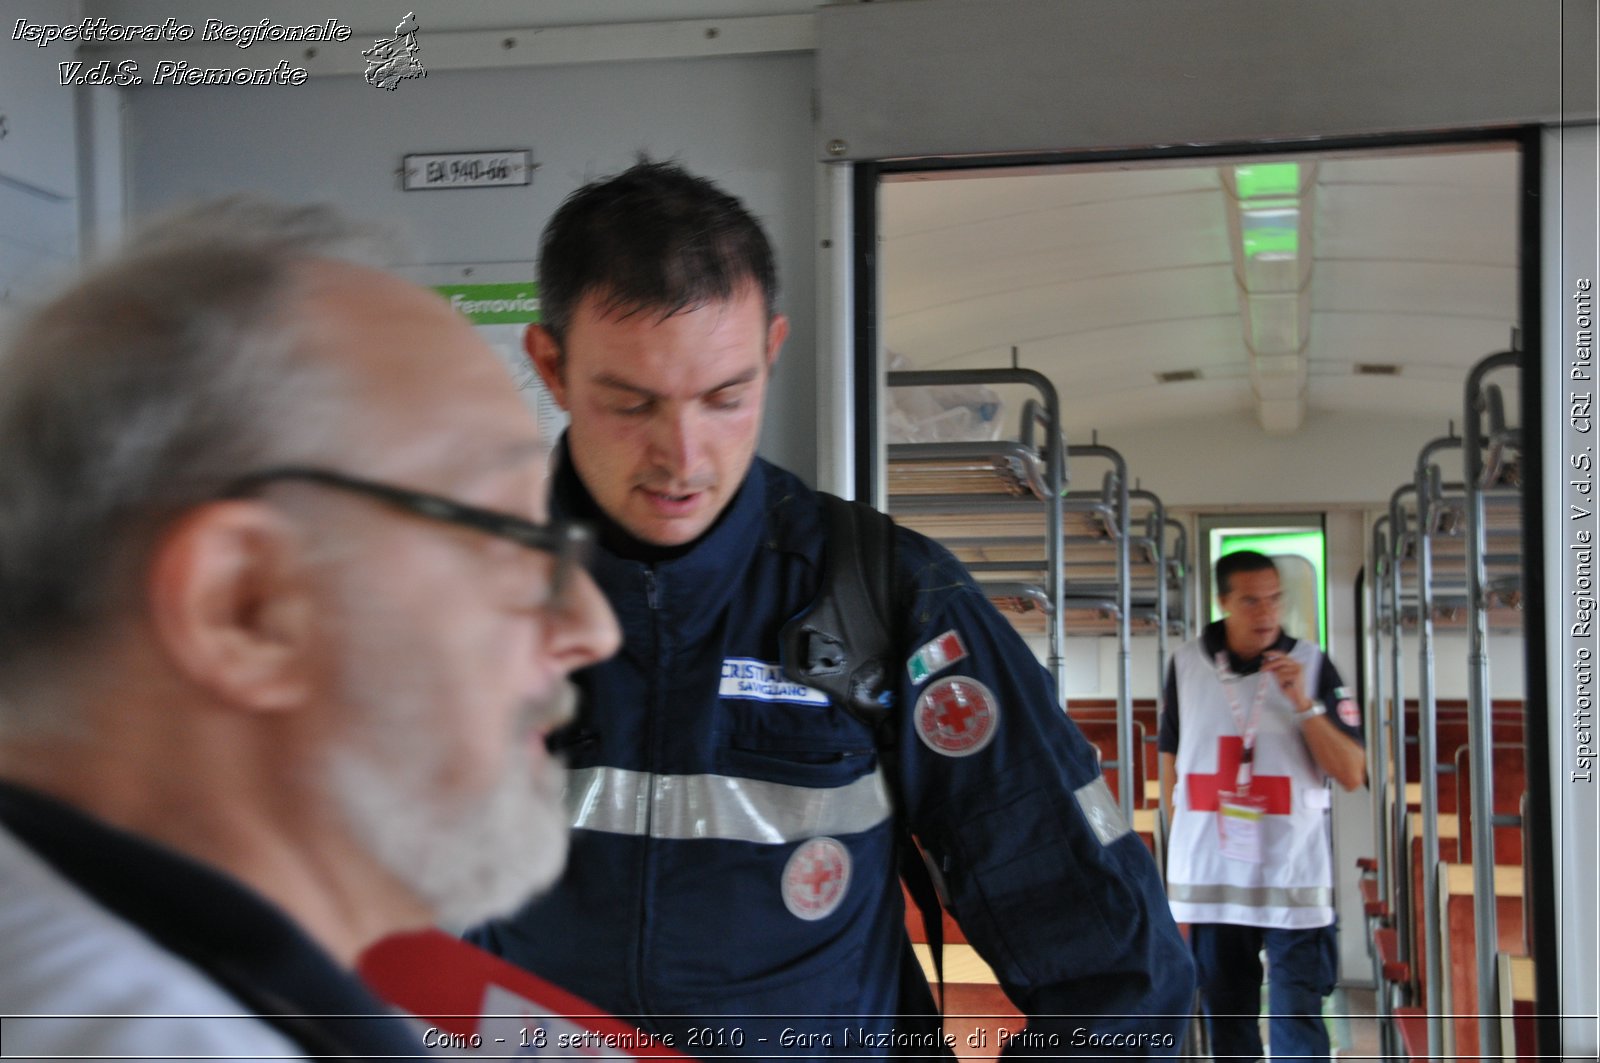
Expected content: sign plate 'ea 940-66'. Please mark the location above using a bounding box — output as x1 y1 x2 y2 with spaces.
403 151 534 191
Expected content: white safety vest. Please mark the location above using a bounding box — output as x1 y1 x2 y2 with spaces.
1166 636 1336 928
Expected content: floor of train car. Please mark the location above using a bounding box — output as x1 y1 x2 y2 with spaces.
1329 986 1381 1061
916 950 1381 1061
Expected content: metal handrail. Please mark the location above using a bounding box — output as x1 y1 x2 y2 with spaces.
1368 514 1397 1059
1020 396 1070 497
1165 517 1191 638
1071 443 1133 824
1369 516 1393 919
1131 488 1169 708
1387 482 1417 988
980 581 1054 615
1479 381 1522 489
1462 346 1521 1061
1413 432 1463 1060
1156 514 1189 870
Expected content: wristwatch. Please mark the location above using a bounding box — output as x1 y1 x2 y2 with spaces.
1295 701 1327 724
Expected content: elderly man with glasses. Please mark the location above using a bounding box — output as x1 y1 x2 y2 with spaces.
0 199 620 1058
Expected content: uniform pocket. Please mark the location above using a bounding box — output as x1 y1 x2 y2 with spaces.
717 740 877 789
714 696 878 788
970 845 1120 987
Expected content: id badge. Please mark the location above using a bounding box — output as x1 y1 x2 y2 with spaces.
1216 790 1268 863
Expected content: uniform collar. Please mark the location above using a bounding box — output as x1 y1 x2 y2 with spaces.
1201 619 1296 676
0 780 417 1054
550 438 771 626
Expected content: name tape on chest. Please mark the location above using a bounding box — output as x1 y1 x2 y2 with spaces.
907 629 969 686
719 658 829 706
913 675 999 757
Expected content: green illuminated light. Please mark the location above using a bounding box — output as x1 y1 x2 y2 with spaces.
1234 163 1301 199
1241 206 1300 260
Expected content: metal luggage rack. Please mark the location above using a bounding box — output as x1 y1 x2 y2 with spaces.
1387 475 1523 634
1365 343 1526 1062
886 369 1067 692
892 456 1179 628
885 438 1056 499
886 369 1192 824
895 460 1180 632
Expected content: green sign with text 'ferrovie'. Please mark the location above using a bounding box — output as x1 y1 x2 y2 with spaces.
436 283 540 324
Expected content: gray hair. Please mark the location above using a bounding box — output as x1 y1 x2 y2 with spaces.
0 198 397 706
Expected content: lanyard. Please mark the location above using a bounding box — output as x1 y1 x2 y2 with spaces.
1214 651 1271 792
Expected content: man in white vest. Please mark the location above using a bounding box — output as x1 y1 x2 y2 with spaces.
1158 550 1366 1062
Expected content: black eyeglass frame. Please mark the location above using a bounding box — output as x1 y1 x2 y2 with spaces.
221 465 593 604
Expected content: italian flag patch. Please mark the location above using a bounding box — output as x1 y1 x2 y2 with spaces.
907 629 968 686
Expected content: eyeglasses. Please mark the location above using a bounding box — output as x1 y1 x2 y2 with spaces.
221 466 593 611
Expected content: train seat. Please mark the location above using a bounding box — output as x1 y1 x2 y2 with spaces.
1498 951 1536 1063
1393 1006 1429 1063
1070 718 1149 812
1455 743 1526 865
1405 812 1462 1002
1439 861 1526 1058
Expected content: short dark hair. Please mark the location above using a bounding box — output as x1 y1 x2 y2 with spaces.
1215 550 1278 597
536 160 778 347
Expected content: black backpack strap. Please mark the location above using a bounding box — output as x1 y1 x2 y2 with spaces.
780 494 897 722
779 494 947 1015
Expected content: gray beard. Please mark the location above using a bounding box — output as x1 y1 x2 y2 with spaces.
326 692 573 931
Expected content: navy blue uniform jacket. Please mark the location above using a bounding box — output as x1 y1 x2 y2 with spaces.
469 456 1192 1058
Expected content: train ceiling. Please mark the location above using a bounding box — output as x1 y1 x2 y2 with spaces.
881 143 1519 437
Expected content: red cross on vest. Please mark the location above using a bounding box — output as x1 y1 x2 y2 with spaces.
797 858 839 896
935 696 980 733
1186 735 1292 814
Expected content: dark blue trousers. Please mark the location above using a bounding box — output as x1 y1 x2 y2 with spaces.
1189 922 1337 1063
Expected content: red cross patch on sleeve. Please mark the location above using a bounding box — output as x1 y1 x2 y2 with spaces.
913 675 999 757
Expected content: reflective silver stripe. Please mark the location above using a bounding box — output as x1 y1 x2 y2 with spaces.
1074 776 1132 847
564 766 892 845
1166 882 1334 909
566 766 651 837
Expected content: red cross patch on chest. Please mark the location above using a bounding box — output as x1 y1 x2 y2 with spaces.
1185 736 1293 814
782 837 851 921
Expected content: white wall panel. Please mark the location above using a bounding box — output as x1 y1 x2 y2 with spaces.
1544 119 1599 1061
121 54 819 480
818 0 1584 162
86 0 818 35
0 0 83 330
0 0 83 199
1085 412 1459 510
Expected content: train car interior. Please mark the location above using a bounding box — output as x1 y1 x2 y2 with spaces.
0 1 1593 1059
873 144 1534 1059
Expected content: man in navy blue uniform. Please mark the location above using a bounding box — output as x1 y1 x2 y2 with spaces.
468 161 1193 1057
